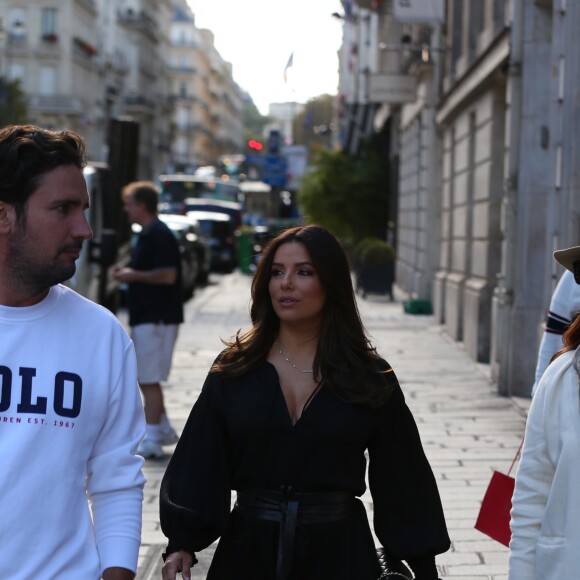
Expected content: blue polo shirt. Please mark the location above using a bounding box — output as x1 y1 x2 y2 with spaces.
127 218 184 326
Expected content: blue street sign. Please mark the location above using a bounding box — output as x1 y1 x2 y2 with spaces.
245 154 264 166
261 155 287 187
263 174 287 187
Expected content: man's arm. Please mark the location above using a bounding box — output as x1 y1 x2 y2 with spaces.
532 270 580 394
112 266 177 285
88 336 146 577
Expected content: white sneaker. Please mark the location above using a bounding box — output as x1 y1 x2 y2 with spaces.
137 438 165 459
158 428 179 446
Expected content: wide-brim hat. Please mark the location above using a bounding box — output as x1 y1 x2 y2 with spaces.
554 246 580 272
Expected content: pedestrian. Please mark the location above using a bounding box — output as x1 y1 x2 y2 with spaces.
160 225 450 579
509 246 580 579
113 181 184 459
0 124 146 579
530 268 580 395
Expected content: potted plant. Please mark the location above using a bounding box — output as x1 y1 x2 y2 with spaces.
356 237 395 299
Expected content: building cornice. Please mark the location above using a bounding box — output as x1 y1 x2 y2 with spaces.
436 28 509 126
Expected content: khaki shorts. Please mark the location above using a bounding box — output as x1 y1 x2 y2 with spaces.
131 323 179 384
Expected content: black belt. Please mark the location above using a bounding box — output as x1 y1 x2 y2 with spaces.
235 487 354 580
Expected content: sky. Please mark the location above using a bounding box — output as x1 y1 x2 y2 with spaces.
186 0 344 116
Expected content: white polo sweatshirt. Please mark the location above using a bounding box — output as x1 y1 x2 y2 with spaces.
0 284 146 578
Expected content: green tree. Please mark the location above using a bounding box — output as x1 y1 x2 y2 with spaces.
292 94 335 157
0 77 28 127
298 136 390 242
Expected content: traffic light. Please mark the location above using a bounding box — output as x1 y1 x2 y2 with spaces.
267 130 281 155
247 139 264 151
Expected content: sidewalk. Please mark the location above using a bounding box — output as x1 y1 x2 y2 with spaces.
134 272 529 580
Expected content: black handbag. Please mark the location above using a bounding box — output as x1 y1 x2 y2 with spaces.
376 547 413 579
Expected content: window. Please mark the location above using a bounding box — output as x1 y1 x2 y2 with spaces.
8 7 26 37
9 64 25 86
41 8 58 36
177 107 188 126
39 66 58 95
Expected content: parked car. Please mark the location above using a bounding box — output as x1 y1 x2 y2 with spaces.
185 210 238 273
159 213 211 285
131 217 199 301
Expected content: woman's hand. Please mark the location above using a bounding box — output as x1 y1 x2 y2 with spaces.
162 550 194 580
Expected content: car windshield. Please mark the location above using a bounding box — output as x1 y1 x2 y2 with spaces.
197 220 231 239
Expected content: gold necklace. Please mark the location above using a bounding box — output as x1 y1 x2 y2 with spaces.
275 341 313 373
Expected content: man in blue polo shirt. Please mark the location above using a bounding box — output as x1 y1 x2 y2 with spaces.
113 181 184 459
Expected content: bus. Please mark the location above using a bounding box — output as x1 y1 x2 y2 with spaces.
158 173 242 213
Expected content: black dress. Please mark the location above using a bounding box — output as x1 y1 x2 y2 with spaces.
160 359 450 579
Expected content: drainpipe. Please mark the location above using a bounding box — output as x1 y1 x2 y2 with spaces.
497 0 524 395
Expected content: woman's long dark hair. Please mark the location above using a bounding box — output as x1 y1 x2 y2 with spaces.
214 225 395 408
552 314 580 362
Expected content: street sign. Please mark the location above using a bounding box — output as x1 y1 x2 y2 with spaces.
263 174 287 187
244 154 264 166
368 74 417 104
262 155 287 187
244 154 287 187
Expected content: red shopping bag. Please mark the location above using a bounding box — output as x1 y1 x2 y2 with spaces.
474 470 515 546
475 440 522 547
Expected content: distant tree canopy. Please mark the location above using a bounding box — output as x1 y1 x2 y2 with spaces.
298 136 391 243
0 78 28 127
292 94 335 158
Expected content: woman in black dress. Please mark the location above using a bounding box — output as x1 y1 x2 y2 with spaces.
160 225 450 580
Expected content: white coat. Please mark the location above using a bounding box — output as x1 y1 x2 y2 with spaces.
508 348 580 579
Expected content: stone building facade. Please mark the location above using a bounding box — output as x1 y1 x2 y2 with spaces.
338 0 580 397
0 0 244 179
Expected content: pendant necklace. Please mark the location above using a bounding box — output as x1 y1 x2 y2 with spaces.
275 341 313 373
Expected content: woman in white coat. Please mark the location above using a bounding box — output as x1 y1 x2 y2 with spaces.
508 245 580 579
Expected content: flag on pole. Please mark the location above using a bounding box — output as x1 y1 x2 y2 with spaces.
283 52 294 84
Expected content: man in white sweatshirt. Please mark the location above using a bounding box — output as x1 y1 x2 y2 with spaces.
0 125 146 579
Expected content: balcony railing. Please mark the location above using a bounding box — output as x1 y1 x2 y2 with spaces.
27 94 84 114
173 93 197 103
118 8 159 42
125 95 155 111
73 36 98 58
41 32 59 44
175 122 203 133
170 64 196 73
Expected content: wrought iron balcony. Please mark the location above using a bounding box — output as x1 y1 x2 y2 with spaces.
27 94 84 114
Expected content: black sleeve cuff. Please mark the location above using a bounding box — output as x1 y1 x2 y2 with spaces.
406 555 438 579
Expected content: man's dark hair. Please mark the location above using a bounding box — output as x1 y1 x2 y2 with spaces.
122 181 159 214
0 124 87 221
